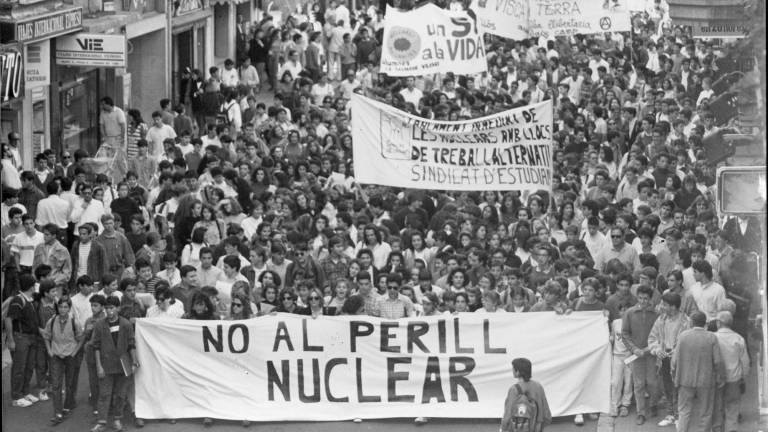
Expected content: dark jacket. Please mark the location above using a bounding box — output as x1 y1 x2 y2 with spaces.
621 304 658 351
70 240 108 285
91 315 135 375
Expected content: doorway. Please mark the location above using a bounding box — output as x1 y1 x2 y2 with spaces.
173 28 194 105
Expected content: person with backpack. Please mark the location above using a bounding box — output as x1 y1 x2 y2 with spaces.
41 295 83 425
4 274 41 408
501 357 552 432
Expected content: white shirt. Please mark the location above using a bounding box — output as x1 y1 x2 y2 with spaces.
70 292 93 332
220 68 239 88
311 83 335 105
70 198 105 235
146 301 184 319
400 87 423 108
11 230 44 266
146 124 177 161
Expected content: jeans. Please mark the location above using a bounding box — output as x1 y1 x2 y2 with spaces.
34 337 50 392
50 355 78 414
68 347 84 410
630 354 659 417
96 374 129 423
677 385 715 432
713 381 741 432
659 357 677 416
10 332 37 399
610 353 633 415
87 359 100 410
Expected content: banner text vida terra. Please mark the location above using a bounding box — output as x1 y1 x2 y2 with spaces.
200 317 507 404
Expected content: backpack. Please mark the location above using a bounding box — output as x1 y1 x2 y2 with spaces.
217 101 236 126
509 383 537 432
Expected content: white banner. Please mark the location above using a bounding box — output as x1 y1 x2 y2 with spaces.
528 0 631 38
135 312 610 421
470 0 529 40
351 94 554 192
380 3 488 77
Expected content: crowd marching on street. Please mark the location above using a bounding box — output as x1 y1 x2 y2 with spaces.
0 0 761 431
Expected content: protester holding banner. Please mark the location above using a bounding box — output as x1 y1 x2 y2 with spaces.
2 0 760 430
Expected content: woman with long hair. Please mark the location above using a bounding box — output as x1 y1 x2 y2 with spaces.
229 291 254 320
173 196 202 250
299 287 334 317
181 227 208 267
259 283 279 314
250 167 272 198
218 197 246 226
194 204 227 247
325 279 349 311
126 109 148 159
184 291 216 320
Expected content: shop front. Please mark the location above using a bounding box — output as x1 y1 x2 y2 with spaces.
51 32 127 157
172 0 214 105
0 5 83 168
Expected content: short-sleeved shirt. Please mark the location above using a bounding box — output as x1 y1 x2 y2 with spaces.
376 294 414 319
100 107 126 137
7 293 39 334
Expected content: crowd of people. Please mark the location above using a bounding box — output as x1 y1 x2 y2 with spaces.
0 0 761 431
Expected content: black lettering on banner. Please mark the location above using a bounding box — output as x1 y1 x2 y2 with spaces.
273 321 294 352
267 360 290 401
356 357 382 402
449 357 478 402
202 325 223 352
302 319 323 352
350 321 374 353
228 324 249 353
298 359 321 402
324 358 349 402
453 317 474 353
387 357 415 402
437 319 447 353
421 356 446 403
407 321 430 353
483 319 507 354
380 321 401 353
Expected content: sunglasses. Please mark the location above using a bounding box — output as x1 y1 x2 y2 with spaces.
283 297 293 301
309 296 321 300
232 303 243 307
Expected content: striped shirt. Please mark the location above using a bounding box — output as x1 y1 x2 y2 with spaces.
11 230 44 267
77 241 92 277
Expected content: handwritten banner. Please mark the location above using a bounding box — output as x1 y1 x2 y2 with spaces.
528 0 631 38
470 0 529 40
351 94 554 192
135 313 610 421
381 3 488 77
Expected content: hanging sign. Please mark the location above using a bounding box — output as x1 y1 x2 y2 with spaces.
25 40 50 89
0 49 23 103
56 33 127 67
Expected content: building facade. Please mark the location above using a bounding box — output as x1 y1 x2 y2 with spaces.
1 0 257 169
